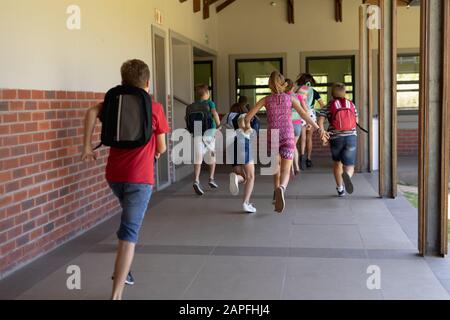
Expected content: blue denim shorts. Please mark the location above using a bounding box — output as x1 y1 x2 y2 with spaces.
293 123 302 137
108 182 153 244
330 135 357 166
233 136 254 166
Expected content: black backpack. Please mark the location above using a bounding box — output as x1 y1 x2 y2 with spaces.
97 85 152 149
185 101 213 135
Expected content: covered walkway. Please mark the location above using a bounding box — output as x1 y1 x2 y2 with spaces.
1 0 449 302
1 164 449 300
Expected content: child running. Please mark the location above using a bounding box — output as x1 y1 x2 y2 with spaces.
223 102 259 213
285 79 310 176
295 74 326 170
318 83 359 197
245 71 327 213
81 59 170 300
190 84 221 195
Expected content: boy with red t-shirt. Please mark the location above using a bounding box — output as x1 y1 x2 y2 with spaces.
81 59 170 300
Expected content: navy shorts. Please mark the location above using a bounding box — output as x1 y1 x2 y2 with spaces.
108 182 153 244
330 135 357 166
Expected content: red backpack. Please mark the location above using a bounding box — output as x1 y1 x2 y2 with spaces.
329 98 357 131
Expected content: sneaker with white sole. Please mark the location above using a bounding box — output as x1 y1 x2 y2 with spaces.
209 179 219 189
342 172 354 194
111 271 135 286
229 173 239 196
243 202 257 213
193 182 205 196
337 187 346 197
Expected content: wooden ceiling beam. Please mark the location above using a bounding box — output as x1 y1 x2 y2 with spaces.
203 0 221 19
335 0 343 22
287 0 295 24
203 0 210 19
194 0 201 13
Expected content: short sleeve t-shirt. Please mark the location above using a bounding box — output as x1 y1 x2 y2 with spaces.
291 94 304 123
308 89 322 110
197 99 217 129
312 90 322 106
105 101 170 185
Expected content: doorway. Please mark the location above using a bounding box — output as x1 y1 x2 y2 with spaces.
170 32 195 182
305 55 356 104
194 60 214 100
193 45 217 103
152 26 171 190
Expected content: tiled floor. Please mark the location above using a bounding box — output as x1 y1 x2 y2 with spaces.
1 162 450 300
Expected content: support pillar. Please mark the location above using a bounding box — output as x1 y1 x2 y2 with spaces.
418 0 450 256
357 4 373 172
378 0 397 198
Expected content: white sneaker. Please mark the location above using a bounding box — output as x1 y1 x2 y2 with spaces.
229 173 239 196
243 202 257 214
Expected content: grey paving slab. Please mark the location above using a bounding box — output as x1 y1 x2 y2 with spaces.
198 256 287 276
367 249 420 260
283 258 382 300
282 275 383 300
359 225 416 250
425 257 450 280
369 259 450 300
219 229 291 248
290 225 364 249
131 254 208 275
213 246 289 257
353 210 399 226
289 248 367 259
293 210 356 225
183 272 285 300
115 272 195 300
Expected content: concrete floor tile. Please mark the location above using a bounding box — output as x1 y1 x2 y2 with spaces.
290 225 364 249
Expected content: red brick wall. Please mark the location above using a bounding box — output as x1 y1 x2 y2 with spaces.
311 134 331 156
310 129 418 158
397 129 419 156
0 88 121 278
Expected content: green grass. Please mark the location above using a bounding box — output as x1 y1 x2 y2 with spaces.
403 192 418 209
448 220 450 240
402 187 450 239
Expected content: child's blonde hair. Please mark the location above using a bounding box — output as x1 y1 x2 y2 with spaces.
269 71 288 94
331 82 346 99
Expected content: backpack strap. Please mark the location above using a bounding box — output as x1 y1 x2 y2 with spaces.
345 99 351 109
93 142 103 151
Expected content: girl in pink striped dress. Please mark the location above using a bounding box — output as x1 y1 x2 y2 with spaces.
245 71 325 213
